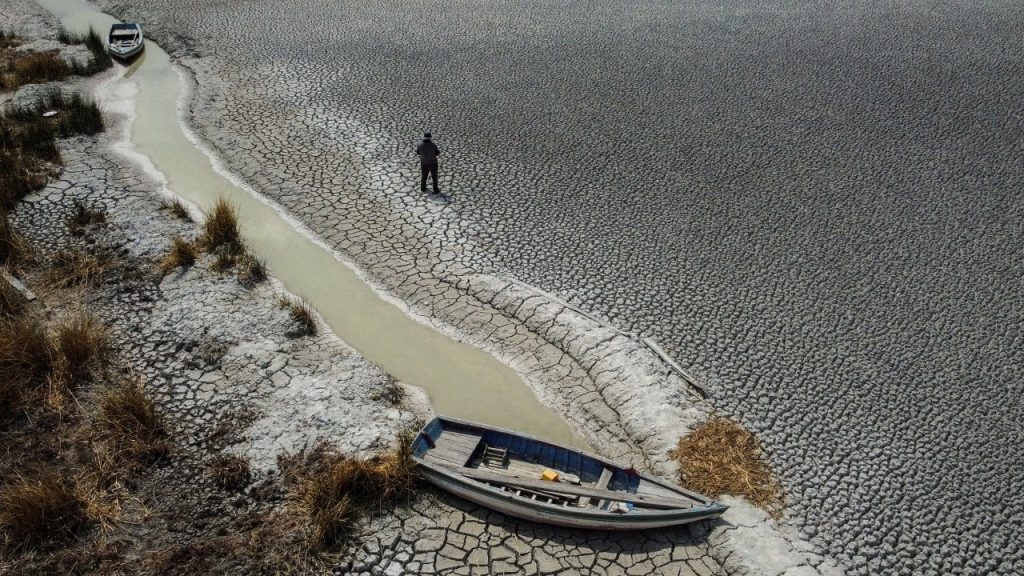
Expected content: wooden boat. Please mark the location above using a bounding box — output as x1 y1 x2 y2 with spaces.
411 416 727 530
108 22 144 61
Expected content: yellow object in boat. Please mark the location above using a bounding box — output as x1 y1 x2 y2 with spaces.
541 469 559 482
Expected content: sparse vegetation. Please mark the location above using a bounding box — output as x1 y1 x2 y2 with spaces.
55 27 112 75
236 252 267 286
161 198 191 221
159 236 197 274
0 474 90 551
283 440 416 549
46 248 110 288
66 199 107 235
0 314 53 382
278 296 317 337
0 30 18 49
51 309 108 388
1 208 30 268
209 454 252 491
372 374 404 406
211 245 239 272
201 198 242 252
1 91 105 208
97 379 171 470
670 416 785 517
11 51 69 85
0 277 27 318
0 309 111 422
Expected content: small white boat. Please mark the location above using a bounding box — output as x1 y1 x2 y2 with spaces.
108 22 144 61
412 416 727 530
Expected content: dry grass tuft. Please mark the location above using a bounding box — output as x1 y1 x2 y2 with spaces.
0 315 54 387
0 474 90 551
66 199 106 236
371 374 404 406
200 197 241 252
46 248 109 288
52 93 104 136
55 27 112 75
236 252 267 286
278 296 317 337
97 380 171 469
161 198 191 221
51 309 108 387
288 441 415 549
12 51 71 85
0 30 18 49
211 246 239 272
159 236 197 274
670 415 785 517
209 454 252 491
0 277 27 318
1 208 31 269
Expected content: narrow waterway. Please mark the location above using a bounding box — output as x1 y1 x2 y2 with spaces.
35 0 586 447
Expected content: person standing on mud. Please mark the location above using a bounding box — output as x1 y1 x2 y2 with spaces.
416 132 441 195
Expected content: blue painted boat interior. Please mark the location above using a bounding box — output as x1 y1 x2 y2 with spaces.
414 418 640 494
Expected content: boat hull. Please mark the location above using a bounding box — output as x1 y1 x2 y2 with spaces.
412 416 727 530
418 463 726 530
110 43 143 61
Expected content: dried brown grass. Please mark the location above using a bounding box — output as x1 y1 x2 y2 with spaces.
0 275 27 318
0 314 53 385
159 236 197 274
670 416 785 517
46 248 109 288
287 441 415 549
278 296 317 337
0 207 31 268
371 374 404 406
161 198 191 221
0 474 89 551
12 51 71 85
200 197 241 252
0 317 49 423
96 380 171 471
209 454 252 491
142 512 314 575
51 309 108 387
66 199 106 236
236 253 266 286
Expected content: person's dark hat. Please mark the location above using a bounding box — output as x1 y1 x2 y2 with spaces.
423 132 432 139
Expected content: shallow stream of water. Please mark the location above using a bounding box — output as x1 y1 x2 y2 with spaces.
35 0 585 448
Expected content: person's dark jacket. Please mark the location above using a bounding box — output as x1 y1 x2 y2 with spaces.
416 139 440 165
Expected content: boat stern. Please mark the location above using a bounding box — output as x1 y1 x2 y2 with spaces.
411 416 444 459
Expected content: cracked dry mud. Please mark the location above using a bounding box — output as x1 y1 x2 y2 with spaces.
82 0 1023 574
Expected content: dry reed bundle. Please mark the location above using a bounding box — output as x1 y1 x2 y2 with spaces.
291 442 415 549
671 416 785 517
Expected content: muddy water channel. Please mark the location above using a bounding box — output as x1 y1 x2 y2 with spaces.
36 0 585 447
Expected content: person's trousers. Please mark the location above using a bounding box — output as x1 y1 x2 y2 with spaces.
420 163 439 193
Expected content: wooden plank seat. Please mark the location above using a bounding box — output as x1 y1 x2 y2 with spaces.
582 467 614 509
423 430 483 468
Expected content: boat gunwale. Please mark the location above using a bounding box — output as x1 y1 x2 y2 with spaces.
415 459 728 524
